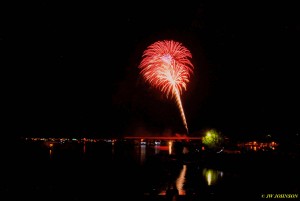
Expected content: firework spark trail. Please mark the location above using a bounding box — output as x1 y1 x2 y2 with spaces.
173 87 189 134
138 40 194 134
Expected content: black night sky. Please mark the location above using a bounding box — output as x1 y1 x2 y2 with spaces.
1 2 299 140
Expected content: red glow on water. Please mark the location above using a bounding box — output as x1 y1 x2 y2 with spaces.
158 146 169 150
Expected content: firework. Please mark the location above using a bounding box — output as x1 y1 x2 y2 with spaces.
138 40 194 133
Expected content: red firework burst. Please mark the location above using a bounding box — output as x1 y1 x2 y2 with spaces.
138 40 194 133
139 40 194 98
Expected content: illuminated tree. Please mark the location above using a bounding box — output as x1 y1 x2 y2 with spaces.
202 129 224 151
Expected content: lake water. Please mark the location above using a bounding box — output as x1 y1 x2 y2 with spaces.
1 139 299 201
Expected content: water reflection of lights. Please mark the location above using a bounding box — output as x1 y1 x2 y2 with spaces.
83 142 86 154
49 149 52 159
140 145 146 164
154 145 160 155
168 141 173 155
158 164 187 196
203 168 223 186
49 143 53 159
176 164 187 195
111 144 115 155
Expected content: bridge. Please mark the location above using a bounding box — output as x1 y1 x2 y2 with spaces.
123 136 202 141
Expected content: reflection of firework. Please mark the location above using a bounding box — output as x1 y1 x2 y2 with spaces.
203 168 224 186
138 40 194 133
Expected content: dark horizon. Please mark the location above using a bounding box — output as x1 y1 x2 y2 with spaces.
2 2 299 140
